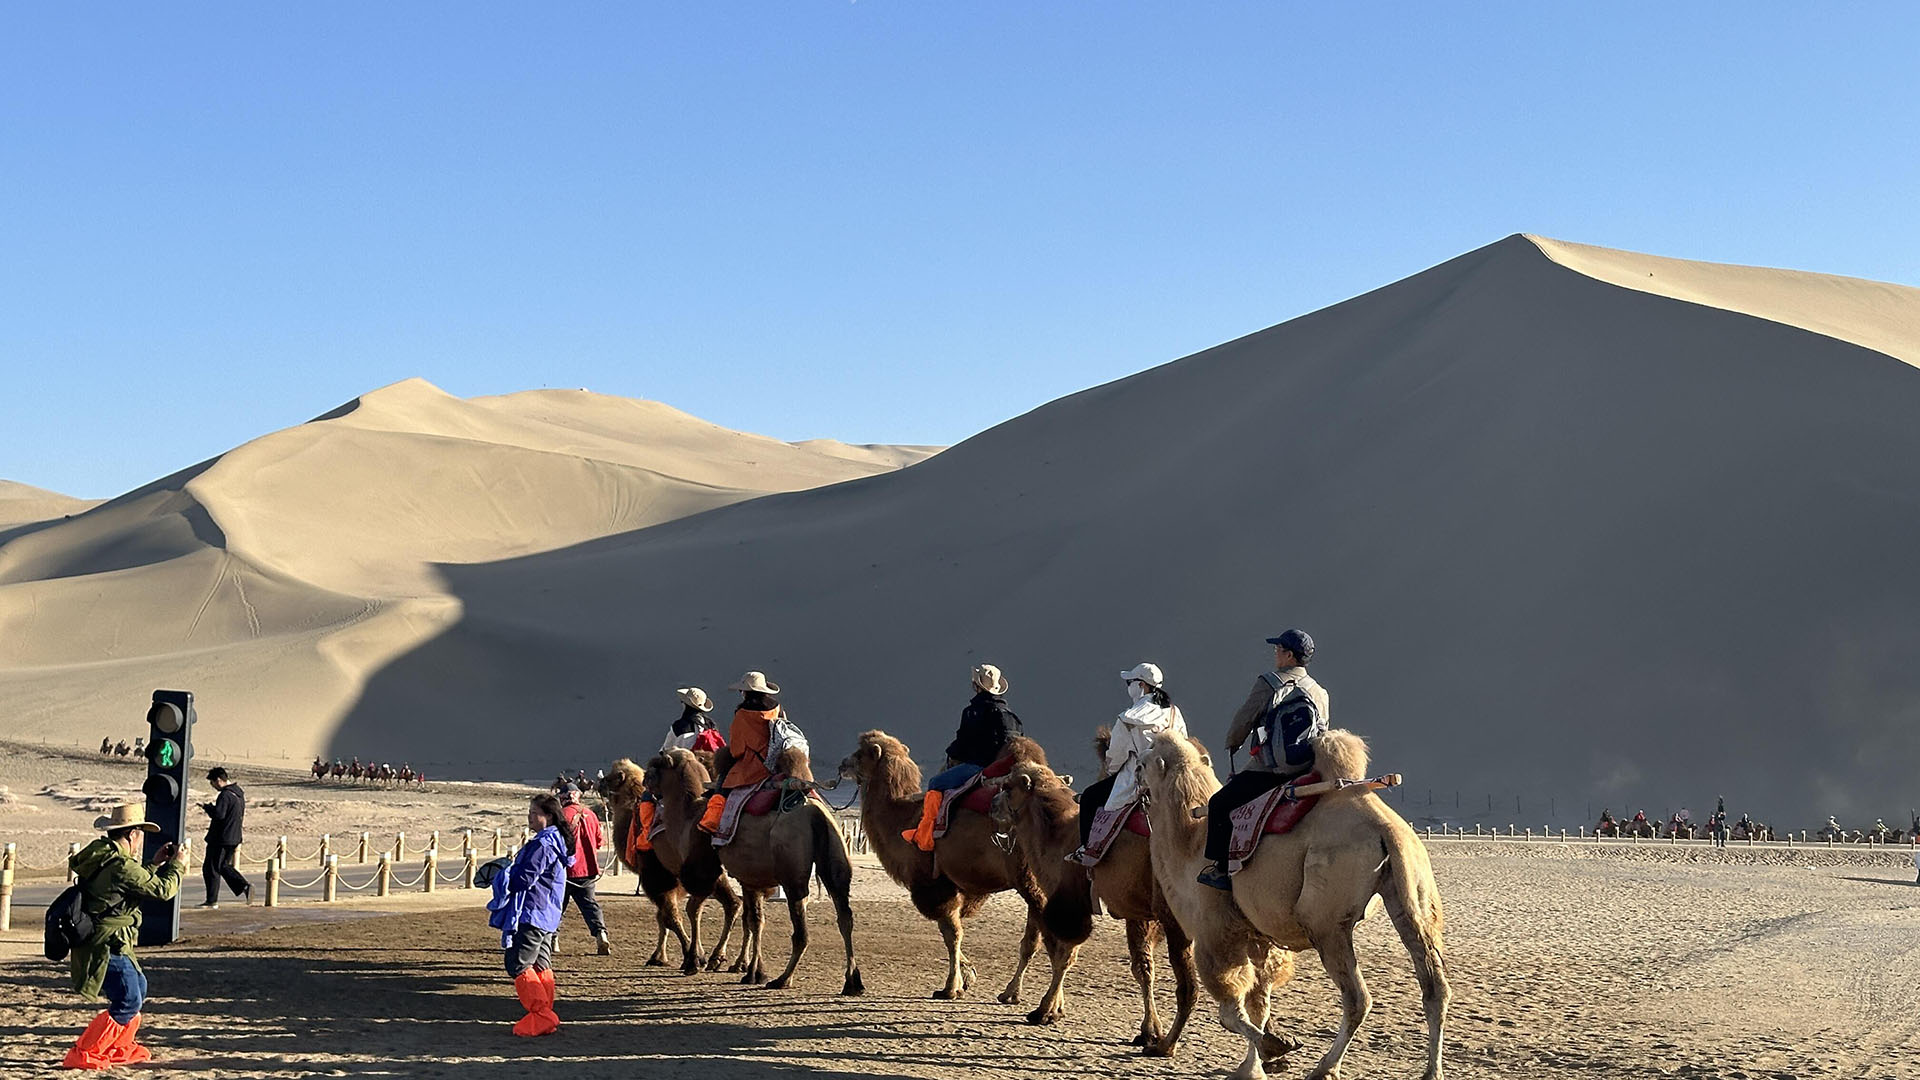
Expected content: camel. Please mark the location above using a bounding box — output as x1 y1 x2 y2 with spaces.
1142 732 1450 1080
988 753 1209 1052
654 747 863 994
600 754 743 974
837 730 1055 1003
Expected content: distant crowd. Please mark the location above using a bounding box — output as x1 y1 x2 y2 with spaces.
1595 803 1917 844
309 757 429 788
98 737 144 758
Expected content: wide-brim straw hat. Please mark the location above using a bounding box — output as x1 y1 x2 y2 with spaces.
728 671 781 695
972 663 1009 695
676 686 714 712
94 803 161 833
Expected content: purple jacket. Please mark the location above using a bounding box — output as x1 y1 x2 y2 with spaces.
487 825 568 946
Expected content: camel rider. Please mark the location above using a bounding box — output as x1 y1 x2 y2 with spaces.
1068 663 1187 865
661 687 724 754
1198 628 1329 891
904 664 1020 852
698 672 786 834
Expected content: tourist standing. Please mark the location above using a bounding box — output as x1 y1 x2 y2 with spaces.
198 767 251 907
487 793 571 1037
558 784 611 955
61 803 186 1069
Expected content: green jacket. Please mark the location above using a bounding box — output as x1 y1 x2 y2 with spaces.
66 837 184 999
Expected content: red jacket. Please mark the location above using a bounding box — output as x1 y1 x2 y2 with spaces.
560 803 601 879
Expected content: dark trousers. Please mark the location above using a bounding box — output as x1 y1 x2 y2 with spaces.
565 876 606 938
1077 774 1117 848
102 953 147 1023
1205 771 1294 865
504 925 556 976
203 843 250 903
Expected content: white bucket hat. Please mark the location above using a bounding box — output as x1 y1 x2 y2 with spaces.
971 663 1008 695
676 686 713 712
94 803 161 833
728 671 781 695
1120 662 1165 688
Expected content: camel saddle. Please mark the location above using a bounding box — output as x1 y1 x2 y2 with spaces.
1079 800 1152 866
1225 771 1322 872
931 756 1018 840
713 776 822 846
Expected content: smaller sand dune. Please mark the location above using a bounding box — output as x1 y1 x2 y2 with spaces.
0 480 99 530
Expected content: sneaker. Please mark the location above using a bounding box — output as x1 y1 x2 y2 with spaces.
1196 865 1234 891
197 901 219 909
240 885 254 906
1064 847 1096 867
596 934 613 956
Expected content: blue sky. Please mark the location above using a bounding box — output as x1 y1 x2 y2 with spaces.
4 3 1916 497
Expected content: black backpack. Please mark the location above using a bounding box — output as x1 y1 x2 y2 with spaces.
43 883 96 963
1250 673 1325 771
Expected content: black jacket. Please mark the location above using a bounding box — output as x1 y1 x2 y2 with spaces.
945 691 1022 767
203 785 245 847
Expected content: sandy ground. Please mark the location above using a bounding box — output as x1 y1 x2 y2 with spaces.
3 840 1916 1079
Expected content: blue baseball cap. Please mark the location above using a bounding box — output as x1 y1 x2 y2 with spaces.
1264 629 1315 663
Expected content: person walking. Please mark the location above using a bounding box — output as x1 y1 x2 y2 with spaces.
1200 628 1330 890
487 793 571 1037
60 803 186 1069
198 767 251 908
558 784 612 955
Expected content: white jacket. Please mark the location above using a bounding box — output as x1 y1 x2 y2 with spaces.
1103 700 1186 811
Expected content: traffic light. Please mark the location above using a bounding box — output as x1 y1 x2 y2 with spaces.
139 689 194 946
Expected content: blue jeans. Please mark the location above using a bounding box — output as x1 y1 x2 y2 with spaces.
927 763 982 792
102 954 147 1023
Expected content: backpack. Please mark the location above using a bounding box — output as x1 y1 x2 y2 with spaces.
1249 672 1324 771
43 881 98 963
763 711 810 773
691 728 726 755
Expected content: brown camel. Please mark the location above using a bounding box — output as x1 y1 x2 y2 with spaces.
989 755 1208 1051
600 755 742 974
1143 731 1450 1080
653 747 864 994
837 730 1054 1003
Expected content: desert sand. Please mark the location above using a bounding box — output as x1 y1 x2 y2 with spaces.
0 480 97 530
3 825 1915 1079
5 237 1920 829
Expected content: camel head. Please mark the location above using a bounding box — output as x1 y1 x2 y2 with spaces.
1141 732 1219 812
646 747 709 800
1091 726 1115 779
840 730 921 801
600 757 647 809
989 761 1075 833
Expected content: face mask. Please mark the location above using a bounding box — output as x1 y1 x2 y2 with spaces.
1127 681 1147 702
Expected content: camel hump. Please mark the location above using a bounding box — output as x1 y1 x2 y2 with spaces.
1310 729 1370 781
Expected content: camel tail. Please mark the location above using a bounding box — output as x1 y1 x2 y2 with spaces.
1310 728 1369 781
1041 870 1095 945
807 803 856 901
1378 831 1445 958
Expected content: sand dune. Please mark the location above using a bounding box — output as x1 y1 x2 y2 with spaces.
0 480 98 530
0 380 935 760
308 236 1919 826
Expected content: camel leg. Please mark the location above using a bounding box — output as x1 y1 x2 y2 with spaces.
1383 881 1451 1080
739 890 768 985
1257 949 1304 1061
1126 919 1161 1046
832 877 864 995
681 893 706 975
764 894 808 991
707 876 742 972
997 907 1044 1004
933 906 967 999
1146 916 1198 1058
1305 926 1371 1080
1025 934 1080 1026
651 896 691 968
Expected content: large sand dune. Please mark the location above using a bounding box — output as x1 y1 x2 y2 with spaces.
6 237 1916 827
322 236 1919 825
0 380 935 763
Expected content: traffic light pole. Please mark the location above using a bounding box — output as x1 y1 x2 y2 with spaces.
139 689 194 947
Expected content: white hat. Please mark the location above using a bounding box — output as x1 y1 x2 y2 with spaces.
1120 662 1164 687
728 671 781 695
676 686 713 712
971 663 1008 695
94 803 161 833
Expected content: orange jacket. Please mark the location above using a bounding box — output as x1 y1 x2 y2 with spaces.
722 707 778 789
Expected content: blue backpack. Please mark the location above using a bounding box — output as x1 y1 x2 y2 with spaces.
1249 673 1325 771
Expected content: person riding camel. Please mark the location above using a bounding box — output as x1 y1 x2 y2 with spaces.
697 671 786 834
661 687 724 755
902 664 1021 852
1198 628 1329 891
1067 662 1187 866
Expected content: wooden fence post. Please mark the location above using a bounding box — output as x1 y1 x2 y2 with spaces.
492 828 503 857
323 855 338 902
275 836 288 864
424 847 437 894
395 832 407 862
463 848 478 889
319 834 331 865
358 833 370 863
377 853 392 897
264 857 281 907
0 844 14 932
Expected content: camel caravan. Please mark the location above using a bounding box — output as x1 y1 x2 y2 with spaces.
585 631 1450 1080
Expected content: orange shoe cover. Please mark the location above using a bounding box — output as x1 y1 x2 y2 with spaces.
511 970 558 1037
697 793 726 834
635 801 656 852
902 790 942 852
103 1014 150 1065
61 1011 124 1070
538 967 560 1031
